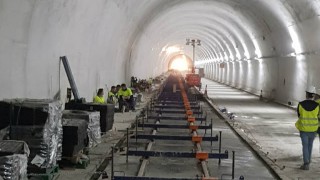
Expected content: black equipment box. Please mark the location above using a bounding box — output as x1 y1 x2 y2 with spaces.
65 102 114 132
62 119 88 157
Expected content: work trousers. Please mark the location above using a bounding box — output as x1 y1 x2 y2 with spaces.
119 95 135 111
300 131 316 164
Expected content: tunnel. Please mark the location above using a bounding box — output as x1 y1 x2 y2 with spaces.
1 0 319 104
1 0 320 179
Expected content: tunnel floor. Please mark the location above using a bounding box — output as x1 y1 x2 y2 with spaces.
201 78 320 179
106 101 276 180
57 77 320 180
104 75 278 180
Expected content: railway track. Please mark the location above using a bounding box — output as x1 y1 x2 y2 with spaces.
109 74 245 180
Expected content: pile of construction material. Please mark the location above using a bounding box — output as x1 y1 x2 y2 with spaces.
65 102 114 132
62 110 101 153
0 99 63 179
0 97 114 179
0 99 63 169
0 140 29 180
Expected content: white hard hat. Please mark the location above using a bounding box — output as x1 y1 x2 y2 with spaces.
306 86 316 94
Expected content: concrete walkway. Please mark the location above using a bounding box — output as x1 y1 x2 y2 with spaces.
201 78 320 180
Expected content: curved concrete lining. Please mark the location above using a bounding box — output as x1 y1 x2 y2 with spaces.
0 0 320 105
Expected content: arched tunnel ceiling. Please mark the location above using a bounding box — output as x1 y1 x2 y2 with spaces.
131 0 320 73
1 0 320 102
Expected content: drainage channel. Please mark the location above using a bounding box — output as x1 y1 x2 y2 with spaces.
108 74 244 180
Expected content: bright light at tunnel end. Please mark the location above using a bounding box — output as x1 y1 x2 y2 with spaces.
170 58 188 71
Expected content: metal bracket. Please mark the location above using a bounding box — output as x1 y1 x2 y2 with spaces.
131 134 218 142
127 150 229 159
147 116 206 121
137 123 212 130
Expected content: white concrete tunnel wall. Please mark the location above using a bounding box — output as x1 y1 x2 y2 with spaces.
0 0 163 101
1 0 320 106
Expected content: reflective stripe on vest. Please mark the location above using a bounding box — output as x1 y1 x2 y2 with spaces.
295 104 319 132
317 99 320 127
108 92 115 98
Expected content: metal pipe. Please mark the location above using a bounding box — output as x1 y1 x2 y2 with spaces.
146 105 149 122
111 146 114 180
9 103 13 138
211 119 213 147
204 120 207 135
135 116 138 143
60 56 80 101
193 44 195 67
219 131 222 165
126 128 129 163
232 151 235 179
142 116 145 130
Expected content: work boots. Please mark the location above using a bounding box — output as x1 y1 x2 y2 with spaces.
300 164 309 170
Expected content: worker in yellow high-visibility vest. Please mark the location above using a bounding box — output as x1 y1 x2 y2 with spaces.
108 86 117 104
93 88 105 104
118 83 135 112
314 88 320 155
296 86 319 170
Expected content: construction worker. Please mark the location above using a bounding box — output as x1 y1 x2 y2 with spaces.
314 89 320 142
131 76 137 87
116 85 121 95
93 88 105 104
295 86 319 170
118 83 135 112
315 89 320 104
108 86 117 104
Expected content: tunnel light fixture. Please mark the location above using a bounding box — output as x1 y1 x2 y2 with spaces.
253 39 262 58
288 26 303 54
186 39 190 45
223 52 229 61
195 59 216 65
255 50 262 58
163 46 181 54
288 52 297 57
244 51 250 59
254 57 263 63
229 55 234 60
235 48 241 60
186 39 201 46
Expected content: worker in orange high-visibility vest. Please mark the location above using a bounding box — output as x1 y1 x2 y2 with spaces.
295 86 319 170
